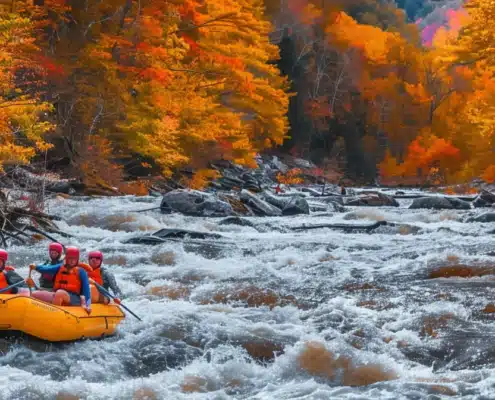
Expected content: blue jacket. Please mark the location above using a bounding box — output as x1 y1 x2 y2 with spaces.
35 264 91 308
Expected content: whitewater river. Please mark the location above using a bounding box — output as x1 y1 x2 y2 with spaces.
0 191 494 399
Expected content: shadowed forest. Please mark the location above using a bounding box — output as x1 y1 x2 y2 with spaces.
0 0 494 191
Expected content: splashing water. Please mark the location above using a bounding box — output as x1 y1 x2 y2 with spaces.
0 191 494 399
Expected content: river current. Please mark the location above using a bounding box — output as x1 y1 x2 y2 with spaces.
0 190 494 399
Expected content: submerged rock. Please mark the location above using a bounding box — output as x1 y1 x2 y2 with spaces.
409 196 471 210
345 191 399 207
160 189 233 217
473 190 495 207
124 228 222 245
218 216 256 227
466 213 495 223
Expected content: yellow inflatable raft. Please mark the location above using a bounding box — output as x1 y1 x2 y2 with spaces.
0 294 125 342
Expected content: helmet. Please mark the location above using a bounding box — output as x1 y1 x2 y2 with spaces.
65 246 80 262
0 249 7 262
88 250 103 261
49 242 63 255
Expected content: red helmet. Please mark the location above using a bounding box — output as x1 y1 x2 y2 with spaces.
49 242 63 255
65 246 80 262
0 249 7 262
88 250 103 261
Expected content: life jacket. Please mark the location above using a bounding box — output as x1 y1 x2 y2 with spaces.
0 266 15 294
78 263 102 285
39 258 64 289
53 265 82 294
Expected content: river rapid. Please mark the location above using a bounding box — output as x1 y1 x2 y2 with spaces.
0 190 494 399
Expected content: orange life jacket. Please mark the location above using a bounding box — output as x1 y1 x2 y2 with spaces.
0 266 15 293
88 267 103 285
53 265 81 294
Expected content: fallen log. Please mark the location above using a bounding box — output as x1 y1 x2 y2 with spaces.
291 221 388 232
0 201 70 247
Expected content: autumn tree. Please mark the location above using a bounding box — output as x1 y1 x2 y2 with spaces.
20 0 289 189
0 11 52 171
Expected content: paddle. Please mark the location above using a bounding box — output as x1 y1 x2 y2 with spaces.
0 280 25 294
90 279 142 321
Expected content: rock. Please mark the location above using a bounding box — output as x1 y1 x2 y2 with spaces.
293 158 316 169
307 201 329 212
473 190 495 207
445 197 471 210
466 213 495 223
153 228 222 240
218 216 255 227
409 196 471 210
271 156 288 173
160 190 233 217
261 191 309 215
282 197 310 215
240 189 282 216
124 229 222 245
345 191 399 207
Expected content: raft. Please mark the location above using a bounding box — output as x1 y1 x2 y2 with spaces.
0 294 125 342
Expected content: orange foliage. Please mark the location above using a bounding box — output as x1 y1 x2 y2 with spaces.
482 165 495 184
277 168 304 185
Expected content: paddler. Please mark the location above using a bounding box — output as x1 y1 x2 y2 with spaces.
87 250 122 304
34 242 64 290
0 249 28 294
28 246 92 314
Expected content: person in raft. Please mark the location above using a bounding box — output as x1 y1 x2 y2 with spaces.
28 246 92 313
34 242 65 290
87 250 122 304
0 249 29 294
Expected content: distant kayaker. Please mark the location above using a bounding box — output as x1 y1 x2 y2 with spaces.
0 249 28 294
34 242 64 290
87 250 122 304
28 246 92 314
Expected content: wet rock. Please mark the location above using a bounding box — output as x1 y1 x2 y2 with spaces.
445 197 472 210
297 342 396 385
181 376 216 393
154 228 222 240
241 340 284 363
160 189 233 217
133 388 158 400
429 265 495 279
56 393 80 400
151 250 176 265
466 212 495 223
148 285 190 299
240 189 282 216
262 191 309 215
127 336 202 377
218 193 253 215
345 191 399 207
473 189 495 207
410 196 470 210
307 196 345 212
218 216 255 227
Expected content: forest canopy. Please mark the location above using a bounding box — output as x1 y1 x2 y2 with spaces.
0 0 493 188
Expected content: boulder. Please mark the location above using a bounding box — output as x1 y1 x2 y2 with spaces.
160 190 233 217
466 213 495 223
345 191 399 207
124 229 222 245
409 196 471 210
444 197 471 210
240 189 282 216
473 190 495 208
218 216 256 227
262 191 310 215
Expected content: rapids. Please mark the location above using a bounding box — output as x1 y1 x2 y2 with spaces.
0 190 494 399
